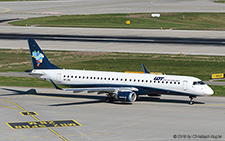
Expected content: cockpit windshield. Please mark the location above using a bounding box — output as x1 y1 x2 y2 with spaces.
193 81 205 85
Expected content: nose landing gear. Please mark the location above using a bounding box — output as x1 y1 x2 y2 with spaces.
189 96 196 105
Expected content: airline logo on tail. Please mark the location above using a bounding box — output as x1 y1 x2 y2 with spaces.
32 50 44 67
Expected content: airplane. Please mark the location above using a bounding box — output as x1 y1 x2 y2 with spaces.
27 38 214 105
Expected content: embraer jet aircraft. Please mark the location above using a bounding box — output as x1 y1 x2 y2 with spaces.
27 38 214 105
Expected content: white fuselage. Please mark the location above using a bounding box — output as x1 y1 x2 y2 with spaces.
32 69 214 97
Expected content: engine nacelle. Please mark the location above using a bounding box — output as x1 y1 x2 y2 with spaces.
115 92 137 103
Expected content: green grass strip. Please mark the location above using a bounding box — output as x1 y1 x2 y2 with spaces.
214 0 225 3
210 85 225 96
0 76 52 88
1 49 225 81
10 13 225 30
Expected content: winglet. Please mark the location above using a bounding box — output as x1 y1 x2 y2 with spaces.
141 64 150 74
50 79 62 90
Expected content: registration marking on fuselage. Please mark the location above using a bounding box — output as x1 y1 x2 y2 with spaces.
6 120 81 129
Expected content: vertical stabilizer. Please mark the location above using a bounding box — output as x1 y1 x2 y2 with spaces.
28 38 60 69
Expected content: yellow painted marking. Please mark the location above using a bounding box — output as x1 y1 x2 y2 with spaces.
0 7 10 14
59 136 68 141
2 99 26 112
81 134 87 136
8 137 15 139
20 111 38 116
31 115 40 121
7 119 81 130
150 0 158 5
6 122 15 130
104 133 110 134
48 128 60 136
0 105 20 111
115 132 123 134
72 119 82 126
32 136 39 138
48 128 68 140
44 136 51 137
2 99 70 141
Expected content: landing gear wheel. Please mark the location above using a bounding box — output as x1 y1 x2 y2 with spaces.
189 96 195 105
105 97 113 103
189 100 194 105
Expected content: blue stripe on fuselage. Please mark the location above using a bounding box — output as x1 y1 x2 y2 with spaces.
60 83 196 97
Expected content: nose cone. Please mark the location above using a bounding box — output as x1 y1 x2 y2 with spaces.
205 86 214 96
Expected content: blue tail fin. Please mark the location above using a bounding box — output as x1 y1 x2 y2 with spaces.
28 38 60 69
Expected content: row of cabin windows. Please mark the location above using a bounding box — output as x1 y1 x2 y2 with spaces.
63 75 180 85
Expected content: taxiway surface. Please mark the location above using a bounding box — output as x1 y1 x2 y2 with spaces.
0 26 225 56
0 86 225 141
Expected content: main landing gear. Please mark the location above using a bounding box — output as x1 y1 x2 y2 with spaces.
105 94 114 103
189 96 196 105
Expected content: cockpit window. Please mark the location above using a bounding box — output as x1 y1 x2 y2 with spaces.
193 81 205 85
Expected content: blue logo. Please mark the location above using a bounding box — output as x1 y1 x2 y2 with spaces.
154 77 164 81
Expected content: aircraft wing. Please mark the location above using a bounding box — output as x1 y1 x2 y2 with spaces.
65 87 138 94
50 80 138 94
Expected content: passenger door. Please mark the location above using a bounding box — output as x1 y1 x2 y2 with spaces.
56 73 61 83
183 80 188 91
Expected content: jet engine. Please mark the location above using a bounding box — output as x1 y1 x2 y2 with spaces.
115 92 137 103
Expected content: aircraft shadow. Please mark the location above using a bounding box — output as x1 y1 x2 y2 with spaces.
0 87 106 105
137 97 205 105
0 88 205 105
0 88 37 96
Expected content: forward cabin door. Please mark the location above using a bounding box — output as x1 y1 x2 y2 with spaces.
56 73 61 83
183 80 188 91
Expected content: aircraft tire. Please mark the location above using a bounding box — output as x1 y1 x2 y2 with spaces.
105 97 113 103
